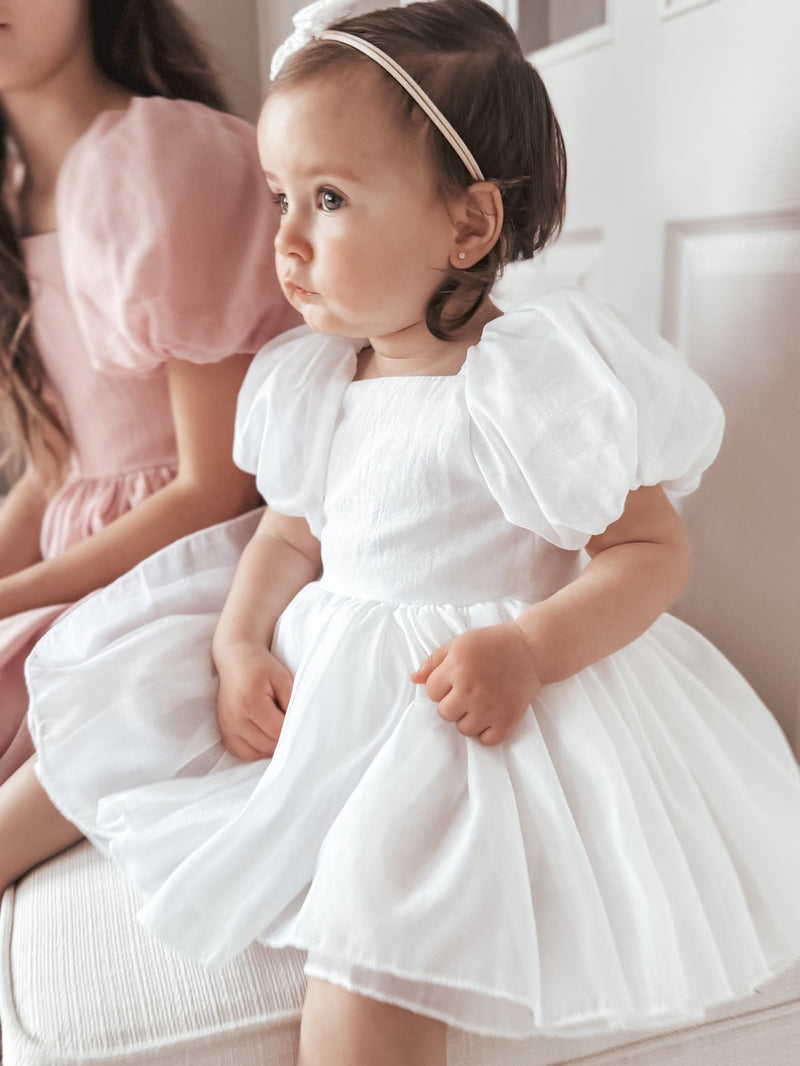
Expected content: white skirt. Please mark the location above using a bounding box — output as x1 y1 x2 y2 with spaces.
27 512 800 1038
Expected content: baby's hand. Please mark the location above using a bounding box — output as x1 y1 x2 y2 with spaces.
215 642 293 760
410 623 542 746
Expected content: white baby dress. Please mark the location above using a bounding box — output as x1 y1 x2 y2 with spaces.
27 289 800 1039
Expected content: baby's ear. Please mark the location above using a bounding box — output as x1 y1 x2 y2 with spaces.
448 182 504 269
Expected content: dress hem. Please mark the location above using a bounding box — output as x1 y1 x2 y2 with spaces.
264 933 800 1040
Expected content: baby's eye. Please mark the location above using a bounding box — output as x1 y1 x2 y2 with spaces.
318 187 345 212
271 192 288 214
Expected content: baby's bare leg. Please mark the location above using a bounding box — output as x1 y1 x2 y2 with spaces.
0 757 83 891
298 977 446 1066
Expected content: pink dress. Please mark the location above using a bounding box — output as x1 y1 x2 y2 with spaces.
0 96 296 782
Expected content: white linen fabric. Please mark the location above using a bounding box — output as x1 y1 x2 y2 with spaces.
27 289 800 1039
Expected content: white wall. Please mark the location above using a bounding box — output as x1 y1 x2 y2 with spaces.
177 0 264 121
176 0 310 120
256 0 301 98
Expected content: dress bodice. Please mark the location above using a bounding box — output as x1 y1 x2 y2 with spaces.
234 289 725 607
25 233 176 478
320 375 581 604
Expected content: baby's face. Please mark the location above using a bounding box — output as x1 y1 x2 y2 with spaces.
257 65 456 345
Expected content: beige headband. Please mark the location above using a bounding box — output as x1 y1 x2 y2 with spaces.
318 30 485 182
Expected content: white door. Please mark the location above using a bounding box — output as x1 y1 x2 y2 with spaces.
257 0 800 753
494 0 800 754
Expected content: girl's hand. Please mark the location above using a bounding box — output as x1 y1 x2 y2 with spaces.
410 623 542 746
215 642 294 760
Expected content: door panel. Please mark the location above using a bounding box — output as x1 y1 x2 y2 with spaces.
664 215 800 736
496 0 800 750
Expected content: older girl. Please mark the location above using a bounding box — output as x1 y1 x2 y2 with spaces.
0 0 295 782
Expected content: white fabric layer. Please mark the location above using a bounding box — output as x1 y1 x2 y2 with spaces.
28 290 800 1039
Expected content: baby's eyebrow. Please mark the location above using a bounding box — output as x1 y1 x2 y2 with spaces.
261 164 365 186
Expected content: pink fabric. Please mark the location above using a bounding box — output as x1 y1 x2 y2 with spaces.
56 96 294 373
41 466 177 555
1 97 296 783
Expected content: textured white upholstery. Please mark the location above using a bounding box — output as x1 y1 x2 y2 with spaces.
0 843 304 1066
2 841 799 1065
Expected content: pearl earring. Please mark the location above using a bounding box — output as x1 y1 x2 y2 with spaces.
457 252 466 260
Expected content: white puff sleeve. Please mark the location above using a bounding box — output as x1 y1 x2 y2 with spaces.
234 328 359 537
465 288 724 550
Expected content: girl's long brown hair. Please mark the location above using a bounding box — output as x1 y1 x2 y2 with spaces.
0 0 228 474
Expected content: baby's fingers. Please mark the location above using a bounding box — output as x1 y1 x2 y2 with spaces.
269 658 294 713
477 722 514 748
250 700 286 746
221 703 284 760
413 639 456 699
223 731 273 762
436 690 468 725
410 644 448 685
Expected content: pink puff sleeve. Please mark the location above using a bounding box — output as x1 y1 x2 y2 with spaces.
56 97 297 372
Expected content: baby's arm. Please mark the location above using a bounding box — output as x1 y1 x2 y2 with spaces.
412 484 689 746
212 507 321 760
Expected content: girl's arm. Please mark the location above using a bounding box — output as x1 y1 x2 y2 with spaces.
212 508 322 760
0 467 48 578
0 353 259 618
412 484 690 745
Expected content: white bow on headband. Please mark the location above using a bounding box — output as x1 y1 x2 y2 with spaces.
271 0 413 81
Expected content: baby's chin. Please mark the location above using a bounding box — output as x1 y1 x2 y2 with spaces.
299 308 368 340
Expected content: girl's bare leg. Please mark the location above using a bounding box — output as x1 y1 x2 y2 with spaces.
298 978 447 1066
0 757 83 892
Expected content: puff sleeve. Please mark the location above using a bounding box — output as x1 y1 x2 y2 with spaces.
233 328 359 537
56 97 297 372
465 288 724 550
